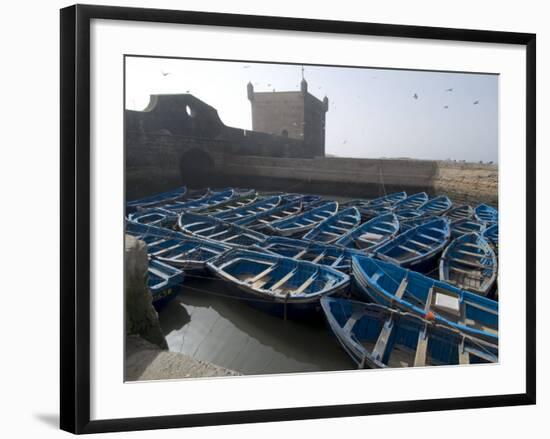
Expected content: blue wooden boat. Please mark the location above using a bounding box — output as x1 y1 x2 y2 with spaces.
126 186 187 213
266 201 338 237
357 204 394 220
147 259 185 309
193 190 257 216
181 187 210 201
418 195 453 215
321 296 498 368
161 189 235 213
336 213 399 252
303 207 362 244
371 218 451 270
127 208 178 229
439 233 497 296
282 194 322 205
234 199 303 230
351 256 498 343
126 222 229 272
367 191 408 207
213 196 281 223
483 223 499 255
207 249 350 318
445 204 474 222
177 212 267 247
395 208 426 222
450 218 486 239
474 204 498 224
398 214 435 232
393 192 429 211
259 236 360 273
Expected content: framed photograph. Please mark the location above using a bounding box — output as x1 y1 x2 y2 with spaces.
60 4 536 434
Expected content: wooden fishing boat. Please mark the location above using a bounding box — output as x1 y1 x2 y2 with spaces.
393 192 429 211
418 195 453 215
357 204 394 220
282 194 322 205
371 217 451 270
351 255 499 343
398 214 435 232
161 189 235 213
266 201 338 237
177 212 267 247
259 236 361 273
321 296 498 368
336 213 399 252
367 191 408 207
439 233 497 296
303 207 362 244
193 190 257 216
234 199 303 230
147 259 185 309
126 186 187 213
450 218 486 239
207 249 350 318
483 223 499 255
474 204 498 224
213 196 281 223
127 208 178 229
180 187 210 201
126 221 229 272
445 204 474 222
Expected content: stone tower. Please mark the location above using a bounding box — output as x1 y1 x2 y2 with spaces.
247 78 329 157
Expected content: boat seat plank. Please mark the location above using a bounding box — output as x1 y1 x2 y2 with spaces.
408 239 432 249
395 277 408 300
293 272 318 294
208 229 232 239
372 319 393 360
449 266 482 277
312 251 327 263
271 269 297 292
459 341 470 365
343 310 363 332
417 233 440 242
398 244 423 255
425 286 434 312
456 249 486 258
339 220 356 227
192 224 218 234
413 329 428 367
451 258 490 269
249 265 277 283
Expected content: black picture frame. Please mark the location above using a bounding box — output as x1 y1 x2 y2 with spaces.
60 4 536 434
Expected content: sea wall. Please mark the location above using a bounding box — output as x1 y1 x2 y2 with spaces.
126 151 498 204
125 235 167 350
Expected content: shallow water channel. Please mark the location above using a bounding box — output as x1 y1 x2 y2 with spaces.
157 277 355 375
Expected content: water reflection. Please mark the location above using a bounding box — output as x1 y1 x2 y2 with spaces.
158 278 354 375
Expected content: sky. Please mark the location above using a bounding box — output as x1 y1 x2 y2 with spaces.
125 57 498 163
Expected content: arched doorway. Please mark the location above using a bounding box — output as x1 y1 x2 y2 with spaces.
179 148 215 188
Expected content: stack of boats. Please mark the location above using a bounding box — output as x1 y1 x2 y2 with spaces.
126 186 500 369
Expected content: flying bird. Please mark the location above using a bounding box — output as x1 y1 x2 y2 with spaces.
267 83 272 87
445 88 453 92
160 70 170 77
473 100 480 105
243 65 251 69
443 105 449 109
413 93 418 99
